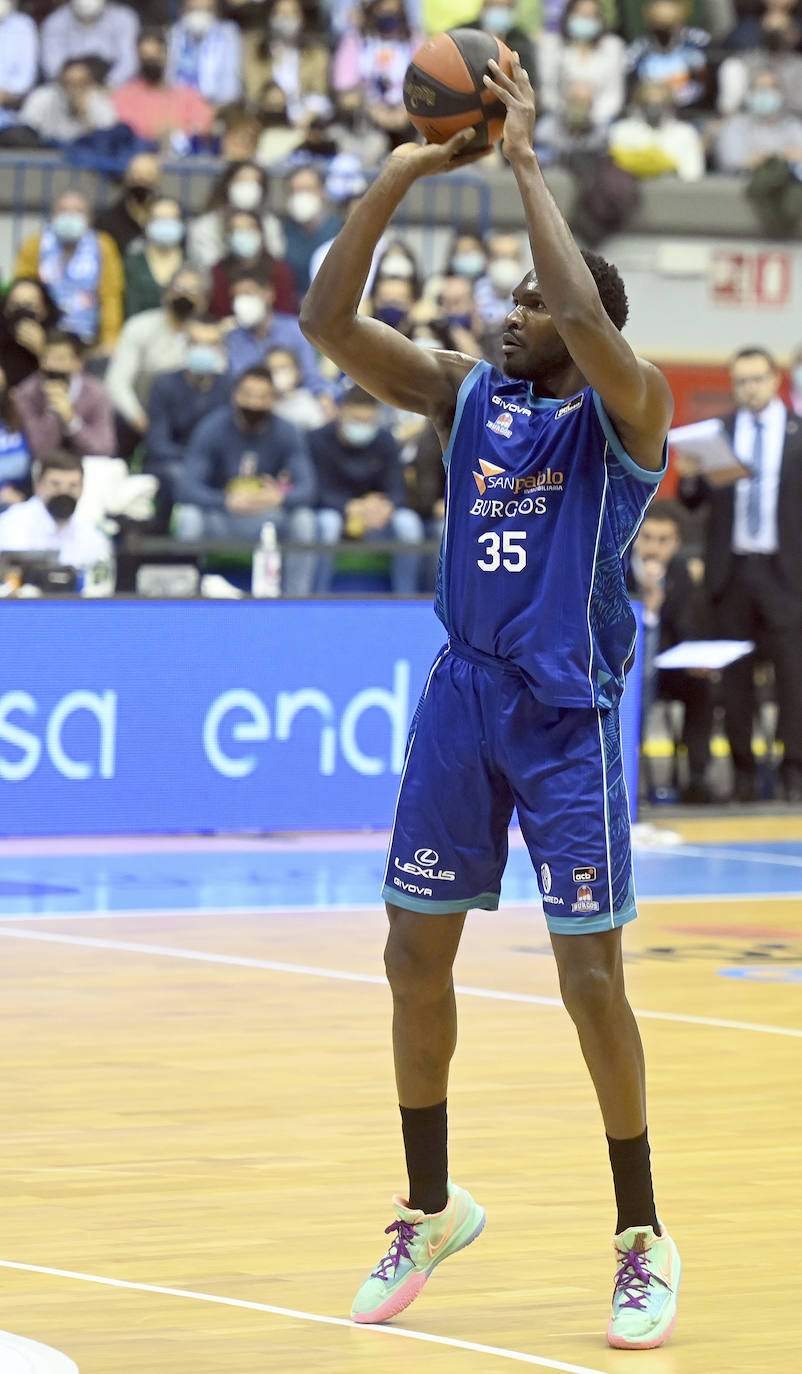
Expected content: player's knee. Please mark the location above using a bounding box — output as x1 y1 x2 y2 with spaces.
383 919 454 1002
558 958 623 1027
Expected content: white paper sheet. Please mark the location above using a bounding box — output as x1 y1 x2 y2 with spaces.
668 418 747 475
654 639 755 670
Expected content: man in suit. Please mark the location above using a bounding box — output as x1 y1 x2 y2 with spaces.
628 499 714 802
678 346 802 802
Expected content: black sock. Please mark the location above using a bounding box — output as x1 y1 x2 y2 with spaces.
607 1128 659 1235
399 1100 448 1215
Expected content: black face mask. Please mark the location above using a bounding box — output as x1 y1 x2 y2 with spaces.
7 305 40 327
140 60 165 85
126 182 155 204
648 24 674 46
42 369 71 384
763 28 785 51
238 406 270 429
170 295 197 321
46 493 78 522
260 109 289 127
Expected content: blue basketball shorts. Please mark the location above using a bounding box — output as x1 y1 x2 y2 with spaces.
381 642 637 934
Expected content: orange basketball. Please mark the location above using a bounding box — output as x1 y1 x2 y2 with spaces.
403 28 514 151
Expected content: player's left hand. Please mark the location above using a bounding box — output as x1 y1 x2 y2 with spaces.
483 53 536 162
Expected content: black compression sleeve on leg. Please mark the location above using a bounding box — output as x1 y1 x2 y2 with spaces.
400 1100 449 1215
607 1127 660 1235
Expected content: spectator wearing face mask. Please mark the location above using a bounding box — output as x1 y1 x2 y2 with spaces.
15 189 124 352
475 0 536 87
714 68 802 171
282 164 343 296
95 154 163 255
145 314 230 529
369 272 417 331
225 270 324 393
112 27 214 146
19 55 116 142
722 0 801 53
174 365 318 596
254 79 307 163
609 79 705 179
534 78 612 164
444 227 487 283
0 0 39 120
187 160 285 271
267 345 328 429
14 328 116 465
332 0 421 150
106 265 210 454
241 0 330 114
0 449 112 575
472 231 528 328
0 278 61 388
326 86 391 165
40 0 140 88
209 210 296 319
718 5 802 117
167 0 243 106
537 0 626 125
308 155 387 296
123 197 187 321
0 366 31 512
310 385 424 594
436 274 485 359
625 0 711 116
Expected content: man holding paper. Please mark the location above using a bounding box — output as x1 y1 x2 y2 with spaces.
676 346 802 803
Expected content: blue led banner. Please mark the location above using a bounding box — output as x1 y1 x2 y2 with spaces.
0 602 641 835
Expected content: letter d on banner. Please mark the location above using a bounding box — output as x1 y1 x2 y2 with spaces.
340 660 410 776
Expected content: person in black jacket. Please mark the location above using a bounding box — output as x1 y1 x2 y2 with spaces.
628 499 714 803
678 346 802 802
0 277 61 388
309 385 424 593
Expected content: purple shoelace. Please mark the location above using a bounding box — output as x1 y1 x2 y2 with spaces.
371 1219 418 1280
613 1247 666 1311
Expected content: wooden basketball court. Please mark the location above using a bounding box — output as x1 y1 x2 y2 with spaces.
1 815 800 1372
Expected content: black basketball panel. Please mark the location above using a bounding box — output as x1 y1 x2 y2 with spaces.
447 28 500 94
404 62 484 119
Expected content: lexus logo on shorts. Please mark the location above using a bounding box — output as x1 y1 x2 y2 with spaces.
541 863 552 894
415 848 439 867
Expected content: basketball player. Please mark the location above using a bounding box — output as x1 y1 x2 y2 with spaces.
300 54 680 1350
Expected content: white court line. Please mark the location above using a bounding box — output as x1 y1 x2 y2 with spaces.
2 887 802 926
668 843 802 869
0 925 800 1039
0 1259 606 1374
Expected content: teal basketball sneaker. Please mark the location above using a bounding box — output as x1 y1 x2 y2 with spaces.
608 1224 681 1348
350 1181 486 1324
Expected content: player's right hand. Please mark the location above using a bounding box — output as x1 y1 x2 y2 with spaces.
390 126 491 177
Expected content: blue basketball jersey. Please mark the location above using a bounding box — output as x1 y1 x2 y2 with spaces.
435 361 667 709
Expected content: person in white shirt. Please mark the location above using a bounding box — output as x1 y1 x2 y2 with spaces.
40 0 140 89
0 0 39 119
167 0 243 106
677 347 802 802
608 79 705 182
0 449 111 578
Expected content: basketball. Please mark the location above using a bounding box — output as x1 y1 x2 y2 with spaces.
403 28 514 151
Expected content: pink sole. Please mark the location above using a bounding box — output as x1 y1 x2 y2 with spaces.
607 1310 678 1350
351 1272 427 1324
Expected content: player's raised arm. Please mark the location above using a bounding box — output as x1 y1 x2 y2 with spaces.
484 55 674 472
299 131 482 426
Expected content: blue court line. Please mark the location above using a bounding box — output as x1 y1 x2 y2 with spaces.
2 841 802 917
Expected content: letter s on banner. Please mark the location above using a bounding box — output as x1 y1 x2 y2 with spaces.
0 691 41 781
204 689 270 778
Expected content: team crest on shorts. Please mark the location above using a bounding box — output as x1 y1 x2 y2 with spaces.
572 882 600 914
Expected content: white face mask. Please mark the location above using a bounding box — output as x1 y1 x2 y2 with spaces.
183 8 214 38
270 366 298 394
233 294 267 329
228 179 262 212
488 256 523 295
379 255 415 279
288 190 323 224
72 0 105 18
